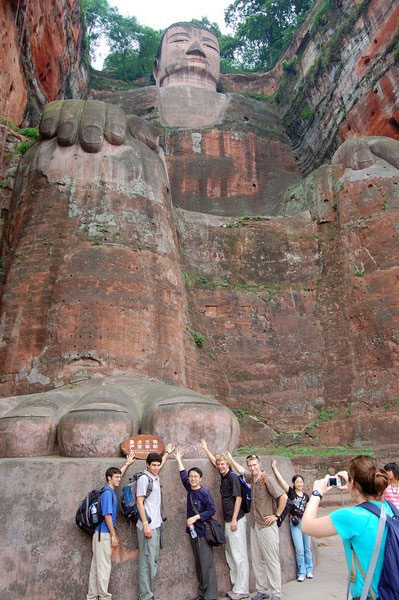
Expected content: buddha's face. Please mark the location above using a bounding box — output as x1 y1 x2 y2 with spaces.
153 25 220 90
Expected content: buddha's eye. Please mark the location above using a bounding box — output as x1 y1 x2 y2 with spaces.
203 43 219 53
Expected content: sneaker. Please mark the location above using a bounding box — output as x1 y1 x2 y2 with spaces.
270 595 281 600
228 594 249 600
251 593 270 600
297 575 306 582
306 572 314 579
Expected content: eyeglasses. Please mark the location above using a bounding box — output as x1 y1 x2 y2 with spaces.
246 454 259 460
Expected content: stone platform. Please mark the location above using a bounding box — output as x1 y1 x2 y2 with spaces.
0 456 301 600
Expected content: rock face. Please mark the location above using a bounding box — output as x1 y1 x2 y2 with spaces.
0 457 299 600
275 0 399 175
0 0 88 126
1 6 399 450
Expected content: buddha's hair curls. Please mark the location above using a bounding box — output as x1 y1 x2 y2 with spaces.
348 455 389 498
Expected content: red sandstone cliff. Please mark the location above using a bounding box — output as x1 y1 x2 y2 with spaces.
0 0 88 126
222 0 399 176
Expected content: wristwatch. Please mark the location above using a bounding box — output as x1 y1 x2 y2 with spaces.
311 490 323 500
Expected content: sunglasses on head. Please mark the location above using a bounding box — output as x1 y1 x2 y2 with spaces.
246 454 259 460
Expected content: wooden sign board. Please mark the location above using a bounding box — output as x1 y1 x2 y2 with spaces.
120 434 164 459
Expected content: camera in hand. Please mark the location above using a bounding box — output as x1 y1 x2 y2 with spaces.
328 475 343 487
291 515 301 526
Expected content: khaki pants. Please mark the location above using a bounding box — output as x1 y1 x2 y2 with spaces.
225 515 249 594
86 532 112 600
137 526 160 600
250 522 281 597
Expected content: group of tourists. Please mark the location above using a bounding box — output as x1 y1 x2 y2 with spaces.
85 447 399 600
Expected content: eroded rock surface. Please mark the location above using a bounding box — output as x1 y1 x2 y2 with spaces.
0 0 87 125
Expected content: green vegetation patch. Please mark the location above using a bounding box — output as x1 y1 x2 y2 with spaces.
187 325 206 348
0 116 39 140
223 215 268 228
237 444 373 458
183 271 229 290
306 407 338 430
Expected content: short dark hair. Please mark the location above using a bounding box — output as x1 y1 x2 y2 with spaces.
105 467 121 482
146 452 162 465
188 467 203 477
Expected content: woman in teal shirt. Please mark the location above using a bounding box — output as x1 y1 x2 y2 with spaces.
301 455 392 599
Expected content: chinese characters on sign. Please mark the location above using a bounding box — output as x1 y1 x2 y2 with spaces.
120 434 164 459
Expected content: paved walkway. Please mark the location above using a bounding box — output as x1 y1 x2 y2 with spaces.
218 505 348 600
282 533 346 599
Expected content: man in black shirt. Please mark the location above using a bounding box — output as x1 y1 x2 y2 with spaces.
200 440 249 600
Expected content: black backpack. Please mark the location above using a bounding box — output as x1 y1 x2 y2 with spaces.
238 474 251 514
75 487 106 535
121 472 153 523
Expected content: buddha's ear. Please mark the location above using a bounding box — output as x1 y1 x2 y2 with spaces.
152 58 160 84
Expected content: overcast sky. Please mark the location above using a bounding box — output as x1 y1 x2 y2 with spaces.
93 0 232 69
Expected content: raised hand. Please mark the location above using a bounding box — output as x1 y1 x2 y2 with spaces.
199 439 208 452
174 446 184 460
165 443 174 454
126 450 135 465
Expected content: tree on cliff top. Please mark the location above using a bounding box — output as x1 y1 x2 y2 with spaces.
225 0 315 71
83 0 117 59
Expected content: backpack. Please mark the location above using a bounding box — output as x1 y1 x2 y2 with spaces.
353 500 399 600
75 487 106 535
121 472 153 523
238 474 251 514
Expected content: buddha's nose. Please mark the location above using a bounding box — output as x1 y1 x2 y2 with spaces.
186 41 206 58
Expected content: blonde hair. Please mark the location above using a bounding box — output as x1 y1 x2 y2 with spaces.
215 452 232 467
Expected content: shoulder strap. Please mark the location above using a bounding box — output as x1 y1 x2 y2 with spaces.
143 473 153 499
190 492 200 515
384 499 399 518
356 501 388 600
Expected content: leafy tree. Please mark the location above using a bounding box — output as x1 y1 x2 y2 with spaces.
187 17 246 74
104 25 162 80
225 0 315 71
189 17 222 39
82 0 117 59
106 13 142 79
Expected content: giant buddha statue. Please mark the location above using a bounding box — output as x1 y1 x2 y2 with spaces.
1 22 398 459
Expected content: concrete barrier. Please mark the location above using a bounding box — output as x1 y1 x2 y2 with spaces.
0 456 303 599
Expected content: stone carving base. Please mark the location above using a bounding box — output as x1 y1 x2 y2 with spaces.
0 457 303 599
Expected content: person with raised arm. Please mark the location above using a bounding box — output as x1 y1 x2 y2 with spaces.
174 446 218 600
86 450 136 600
136 443 173 600
227 452 287 600
301 456 394 600
200 440 249 600
271 459 313 582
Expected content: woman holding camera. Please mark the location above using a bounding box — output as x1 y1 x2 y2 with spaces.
302 455 393 600
271 460 313 582
383 461 399 509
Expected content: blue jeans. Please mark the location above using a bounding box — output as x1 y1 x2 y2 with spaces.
289 519 313 577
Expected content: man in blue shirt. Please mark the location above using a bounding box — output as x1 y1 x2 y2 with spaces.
86 452 135 600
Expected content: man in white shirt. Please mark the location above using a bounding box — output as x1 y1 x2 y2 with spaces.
136 445 172 600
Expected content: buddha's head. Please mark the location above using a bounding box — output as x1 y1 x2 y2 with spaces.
153 23 220 91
